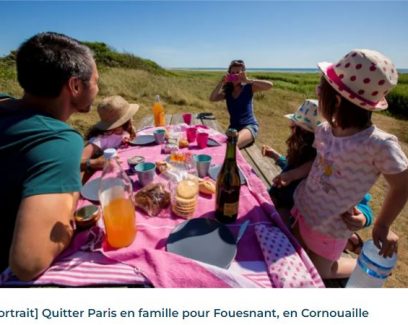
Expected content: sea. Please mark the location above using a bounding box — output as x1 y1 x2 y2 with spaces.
172 67 408 74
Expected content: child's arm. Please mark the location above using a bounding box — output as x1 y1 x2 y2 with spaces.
261 144 287 163
273 160 313 188
373 169 408 257
81 143 105 172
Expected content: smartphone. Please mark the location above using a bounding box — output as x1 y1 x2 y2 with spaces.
227 74 239 82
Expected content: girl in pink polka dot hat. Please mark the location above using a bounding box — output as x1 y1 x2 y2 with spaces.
291 49 408 280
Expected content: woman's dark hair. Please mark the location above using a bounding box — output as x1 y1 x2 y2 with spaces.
16 32 94 98
286 125 316 167
85 120 136 140
223 59 246 96
319 77 372 129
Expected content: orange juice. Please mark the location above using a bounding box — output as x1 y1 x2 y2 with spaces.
153 99 165 126
102 197 136 248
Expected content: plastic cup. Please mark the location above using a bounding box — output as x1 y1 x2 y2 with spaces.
182 113 192 125
186 127 197 143
154 129 166 144
127 155 145 174
194 154 212 178
197 132 209 149
134 162 156 187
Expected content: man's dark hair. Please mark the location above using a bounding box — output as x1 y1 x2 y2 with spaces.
16 32 94 97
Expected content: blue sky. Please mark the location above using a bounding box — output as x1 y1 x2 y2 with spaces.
0 1 407 68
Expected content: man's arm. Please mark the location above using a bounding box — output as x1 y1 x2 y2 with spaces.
9 192 78 281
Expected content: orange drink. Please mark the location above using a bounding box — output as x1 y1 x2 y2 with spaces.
152 97 165 127
102 197 136 248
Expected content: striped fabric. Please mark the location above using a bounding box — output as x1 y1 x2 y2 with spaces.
1 251 147 287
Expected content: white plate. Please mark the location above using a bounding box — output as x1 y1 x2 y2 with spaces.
80 178 101 201
129 135 156 146
208 164 246 185
80 177 126 202
207 138 221 147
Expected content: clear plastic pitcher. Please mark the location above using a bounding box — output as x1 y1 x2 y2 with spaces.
99 148 136 248
346 239 397 288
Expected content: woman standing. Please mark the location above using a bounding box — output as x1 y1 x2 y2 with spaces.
209 59 273 148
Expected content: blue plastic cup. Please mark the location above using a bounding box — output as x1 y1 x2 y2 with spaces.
154 129 166 144
134 162 156 186
194 154 212 178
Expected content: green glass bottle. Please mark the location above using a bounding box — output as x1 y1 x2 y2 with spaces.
215 128 241 223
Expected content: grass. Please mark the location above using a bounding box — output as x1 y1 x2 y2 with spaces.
1 66 408 287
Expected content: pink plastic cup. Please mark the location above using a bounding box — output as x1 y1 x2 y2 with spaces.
186 127 197 143
197 132 209 149
182 113 192 125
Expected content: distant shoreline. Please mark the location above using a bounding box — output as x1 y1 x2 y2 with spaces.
171 67 408 74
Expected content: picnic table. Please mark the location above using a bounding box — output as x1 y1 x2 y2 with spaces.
1 113 325 288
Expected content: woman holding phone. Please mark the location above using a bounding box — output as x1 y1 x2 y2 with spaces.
209 59 273 148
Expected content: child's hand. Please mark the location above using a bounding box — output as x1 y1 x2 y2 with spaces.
372 223 398 258
92 156 106 170
261 144 272 157
262 144 280 160
121 137 130 148
341 207 366 232
273 171 294 188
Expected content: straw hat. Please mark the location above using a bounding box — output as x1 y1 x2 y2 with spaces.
318 49 398 111
285 99 322 132
95 96 139 130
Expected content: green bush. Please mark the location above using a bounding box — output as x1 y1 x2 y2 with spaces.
383 74 408 119
0 42 171 77
82 42 172 76
387 86 408 119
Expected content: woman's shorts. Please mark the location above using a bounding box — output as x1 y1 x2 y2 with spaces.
244 124 259 140
291 208 348 262
236 124 259 148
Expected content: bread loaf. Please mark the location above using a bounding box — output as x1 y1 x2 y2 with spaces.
134 183 170 216
198 178 216 195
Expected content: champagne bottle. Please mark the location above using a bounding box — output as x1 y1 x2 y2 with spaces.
215 128 241 223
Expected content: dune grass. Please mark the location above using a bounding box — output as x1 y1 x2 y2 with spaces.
1 67 407 287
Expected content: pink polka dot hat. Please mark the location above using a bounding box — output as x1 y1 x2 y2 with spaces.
318 49 398 111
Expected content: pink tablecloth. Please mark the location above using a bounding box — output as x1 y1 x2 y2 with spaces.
1 125 324 288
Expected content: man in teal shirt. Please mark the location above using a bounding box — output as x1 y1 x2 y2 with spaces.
0 32 99 280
